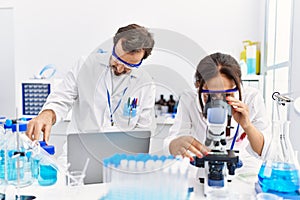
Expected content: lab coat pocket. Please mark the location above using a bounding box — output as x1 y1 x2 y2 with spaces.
123 103 137 117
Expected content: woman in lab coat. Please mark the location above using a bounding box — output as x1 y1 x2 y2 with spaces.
26 24 156 142
164 52 271 170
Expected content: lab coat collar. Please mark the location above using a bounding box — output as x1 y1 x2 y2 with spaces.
240 84 246 101
96 49 111 66
105 66 142 97
128 68 139 78
99 49 142 96
195 90 202 114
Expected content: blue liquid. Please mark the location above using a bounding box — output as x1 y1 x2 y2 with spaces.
0 150 5 179
31 158 39 179
22 154 34 187
258 162 300 193
7 150 24 181
247 58 256 75
38 164 57 186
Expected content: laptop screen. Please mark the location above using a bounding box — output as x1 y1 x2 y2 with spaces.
67 130 151 184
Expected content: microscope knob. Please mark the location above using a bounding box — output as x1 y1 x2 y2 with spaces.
214 141 220 146
237 159 243 168
220 139 226 146
205 139 212 146
227 163 236 175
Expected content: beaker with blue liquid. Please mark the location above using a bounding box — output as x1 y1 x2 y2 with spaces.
37 145 57 186
257 121 300 197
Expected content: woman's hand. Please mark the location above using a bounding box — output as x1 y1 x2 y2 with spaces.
226 96 251 129
226 96 265 155
169 135 210 161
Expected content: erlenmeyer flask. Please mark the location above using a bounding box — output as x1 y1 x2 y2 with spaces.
268 121 285 162
266 121 298 165
258 121 300 194
280 121 299 166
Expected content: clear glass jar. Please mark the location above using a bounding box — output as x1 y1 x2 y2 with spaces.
0 121 5 184
4 121 34 187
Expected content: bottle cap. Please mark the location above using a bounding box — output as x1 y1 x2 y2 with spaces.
4 119 27 132
39 141 47 147
42 145 55 155
4 119 13 128
11 123 27 132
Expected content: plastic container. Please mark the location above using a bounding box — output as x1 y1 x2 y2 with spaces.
246 45 256 75
38 145 57 186
101 154 188 200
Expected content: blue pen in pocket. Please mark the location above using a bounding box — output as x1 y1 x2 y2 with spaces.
123 97 137 125
131 98 137 116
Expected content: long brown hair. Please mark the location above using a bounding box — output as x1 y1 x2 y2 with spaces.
195 52 242 111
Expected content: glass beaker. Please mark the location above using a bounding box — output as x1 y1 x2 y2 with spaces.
68 171 85 187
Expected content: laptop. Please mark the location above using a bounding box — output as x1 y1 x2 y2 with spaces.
67 130 151 184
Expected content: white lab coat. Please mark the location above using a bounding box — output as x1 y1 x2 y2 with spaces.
163 85 271 171
42 50 156 133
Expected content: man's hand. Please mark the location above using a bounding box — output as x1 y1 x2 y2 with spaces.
169 136 210 161
26 109 56 143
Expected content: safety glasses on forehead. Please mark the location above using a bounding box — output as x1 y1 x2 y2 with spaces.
201 87 238 94
112 46 143 68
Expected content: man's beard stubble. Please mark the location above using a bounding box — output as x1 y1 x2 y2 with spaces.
110 65 128 76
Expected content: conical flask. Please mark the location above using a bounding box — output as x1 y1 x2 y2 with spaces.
258 121 300 194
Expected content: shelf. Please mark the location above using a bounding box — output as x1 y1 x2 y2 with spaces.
242 75 263 81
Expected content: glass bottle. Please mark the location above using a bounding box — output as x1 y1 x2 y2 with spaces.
0 119 5 184
4 120 19 183
155 94 167 116
156 94 166 106
167 95 176 113
18 122 34 187
6 120 34 187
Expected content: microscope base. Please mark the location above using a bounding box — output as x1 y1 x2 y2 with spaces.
191 150 239 197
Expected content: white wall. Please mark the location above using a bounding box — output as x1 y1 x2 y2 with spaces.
0 6 15 118
289 0 300 162
13 0 263 113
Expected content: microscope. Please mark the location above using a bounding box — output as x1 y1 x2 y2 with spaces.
192 92 239 196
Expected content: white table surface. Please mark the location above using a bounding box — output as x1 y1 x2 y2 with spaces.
1 171 258 200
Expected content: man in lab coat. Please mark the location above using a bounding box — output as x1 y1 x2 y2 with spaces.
26 24 156 143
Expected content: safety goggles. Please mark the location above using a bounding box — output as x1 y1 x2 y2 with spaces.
111 46 143 69
201 87 239 103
